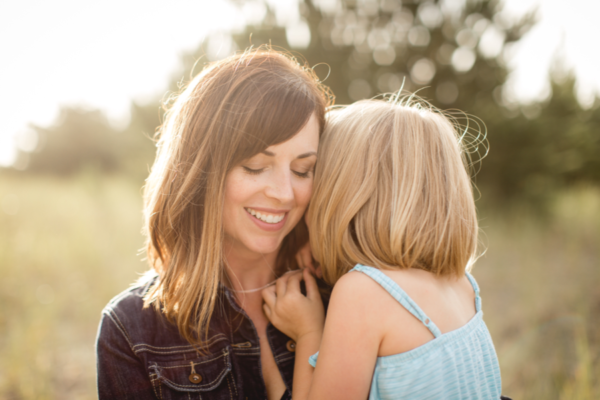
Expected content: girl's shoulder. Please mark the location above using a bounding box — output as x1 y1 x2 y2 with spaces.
332 264 422 300
331 264 475 314
326 266 434 354
331 266 389 300
328 266 410 322
336 265 436 299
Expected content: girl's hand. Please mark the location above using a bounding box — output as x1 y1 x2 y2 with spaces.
295 242 322 279
262 269 325 341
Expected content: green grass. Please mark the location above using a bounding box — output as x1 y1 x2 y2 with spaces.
0 174 598 399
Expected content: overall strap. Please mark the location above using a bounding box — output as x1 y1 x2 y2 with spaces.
464 272 482 312
350 265 442 338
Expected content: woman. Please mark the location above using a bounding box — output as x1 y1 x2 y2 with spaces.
96 47 331 400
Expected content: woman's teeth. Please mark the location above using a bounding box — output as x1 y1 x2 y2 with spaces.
245 208 285 224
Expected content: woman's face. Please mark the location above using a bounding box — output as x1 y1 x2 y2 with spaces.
223 113 319 259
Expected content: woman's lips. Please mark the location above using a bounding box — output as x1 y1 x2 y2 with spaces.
245 207 289 231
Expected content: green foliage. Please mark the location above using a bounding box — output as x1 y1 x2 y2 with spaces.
479 73 600 199
11 0 600 202
23 101 160 180
28 108 121 174
232 0 534 112
119 101 163 180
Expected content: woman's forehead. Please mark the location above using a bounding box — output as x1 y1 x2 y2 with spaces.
260 114 320 158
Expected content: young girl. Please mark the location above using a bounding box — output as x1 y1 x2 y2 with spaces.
262 98 502 399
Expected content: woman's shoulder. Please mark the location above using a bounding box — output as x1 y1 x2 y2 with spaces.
100 270 167 336
103 271 157 314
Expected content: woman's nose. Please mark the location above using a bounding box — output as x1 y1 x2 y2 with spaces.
265 169 295 204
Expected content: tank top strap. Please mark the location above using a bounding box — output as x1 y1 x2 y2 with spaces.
350 265 442 338
464 271 482 312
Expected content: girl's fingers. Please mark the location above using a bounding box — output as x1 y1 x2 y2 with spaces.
298 243 317 274
276 274 288 298
262 303 272 319
286 270 303 293
303 268 320 301
261 285 276 308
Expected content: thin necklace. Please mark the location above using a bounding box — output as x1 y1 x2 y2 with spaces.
229 280 277 293
224 258 281 294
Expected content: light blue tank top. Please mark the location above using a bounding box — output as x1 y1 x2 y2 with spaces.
309 264 502 399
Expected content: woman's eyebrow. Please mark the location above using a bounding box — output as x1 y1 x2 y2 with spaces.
259 150 317 159
297 151 317 159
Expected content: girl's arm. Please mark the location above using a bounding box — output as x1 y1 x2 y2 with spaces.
307 272 381 400
262 269 324 399
263 270 383 400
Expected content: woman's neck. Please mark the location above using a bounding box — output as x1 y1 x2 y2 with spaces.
223 246 279 294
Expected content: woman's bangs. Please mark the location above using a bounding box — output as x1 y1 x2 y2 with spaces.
232 81 317 164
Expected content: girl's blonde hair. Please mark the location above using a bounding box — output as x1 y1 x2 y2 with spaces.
143 47 331 347
308 98 479 284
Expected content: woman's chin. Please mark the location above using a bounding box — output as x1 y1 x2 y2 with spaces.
244 238 285 257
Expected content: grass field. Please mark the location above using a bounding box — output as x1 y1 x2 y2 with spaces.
0 173 598 399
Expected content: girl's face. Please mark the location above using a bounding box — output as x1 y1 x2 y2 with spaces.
222 113 319 259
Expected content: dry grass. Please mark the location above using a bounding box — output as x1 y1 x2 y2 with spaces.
476 187 600 399
0 172 147 400
0 173 598 399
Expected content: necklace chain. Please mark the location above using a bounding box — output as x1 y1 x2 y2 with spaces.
228 280 277 294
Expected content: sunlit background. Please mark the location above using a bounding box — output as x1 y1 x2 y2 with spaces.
1 0 599 399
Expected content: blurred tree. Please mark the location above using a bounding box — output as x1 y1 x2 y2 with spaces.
27 108 120 175
224 0 597 200
482 71 600 199
25 102 160 178
229 0 536 114
117 101 163 180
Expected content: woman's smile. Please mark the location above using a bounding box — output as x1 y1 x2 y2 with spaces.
245 207 288 225
222 113 319 257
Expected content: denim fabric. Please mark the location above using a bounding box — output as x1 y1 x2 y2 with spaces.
96 274 297 400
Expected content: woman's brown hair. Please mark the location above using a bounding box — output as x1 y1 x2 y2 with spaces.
142 47 332 347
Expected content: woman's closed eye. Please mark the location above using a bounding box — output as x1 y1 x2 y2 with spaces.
292 160 316 179
292 169 312 178
242 166 264 175
242 165 313 178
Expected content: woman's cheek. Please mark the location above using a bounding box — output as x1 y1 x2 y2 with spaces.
294 180 312 213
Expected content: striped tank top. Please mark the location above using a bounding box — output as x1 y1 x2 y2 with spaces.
309 264 502 399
